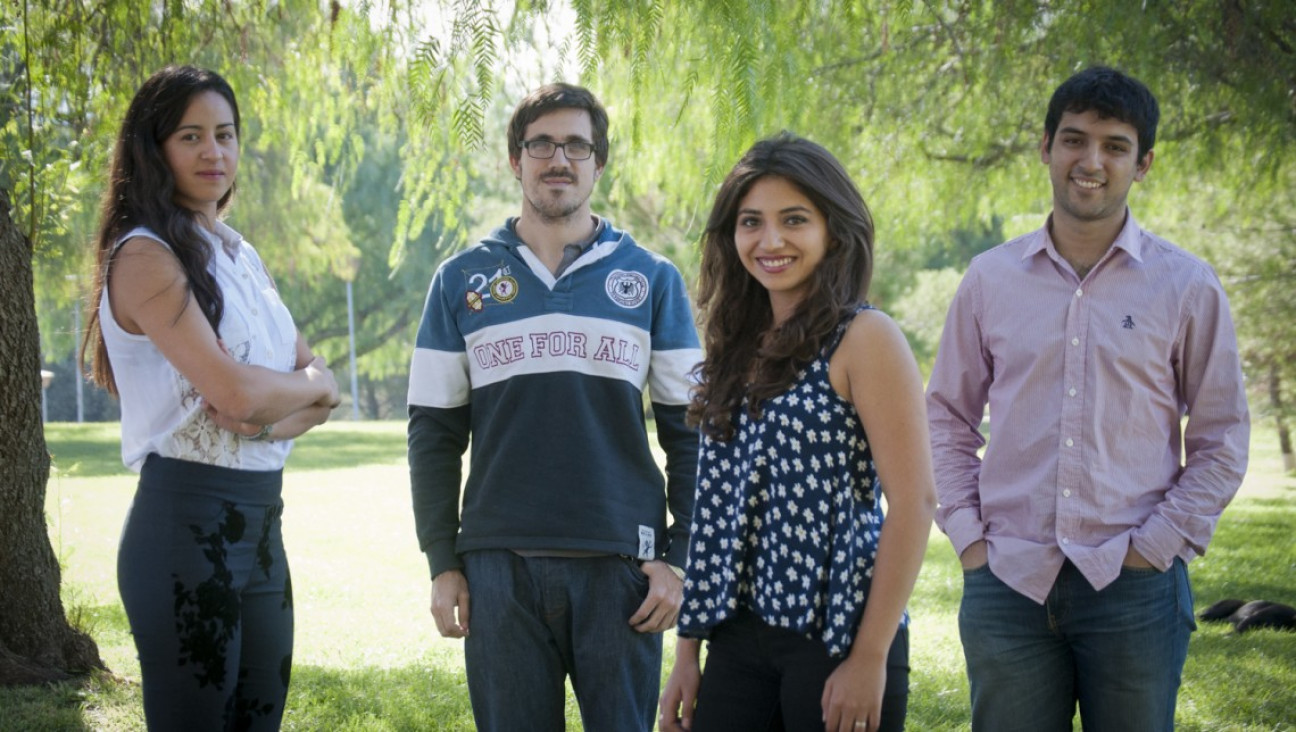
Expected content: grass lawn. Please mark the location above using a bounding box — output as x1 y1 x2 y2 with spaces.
4 419 1294 731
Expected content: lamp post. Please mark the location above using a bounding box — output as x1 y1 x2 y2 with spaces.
342 254 361 420
41 369 53 423
66 274 84 422
345 280 360 420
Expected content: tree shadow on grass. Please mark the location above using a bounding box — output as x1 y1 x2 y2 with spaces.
1191 498 1296 609
48 438 133 479
78 601 477 729
286 662 476 730
0 601 139 732
1181 496 1296 730
1181 626 1296 731
284 429 407 473
0 659 477 731
0 681 98 732
43 424 408 479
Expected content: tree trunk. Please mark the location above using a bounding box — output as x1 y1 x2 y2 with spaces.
1270 364 1296 474
0 188 104 684
363 377 380 420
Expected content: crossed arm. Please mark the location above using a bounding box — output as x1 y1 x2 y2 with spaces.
110 236 338 438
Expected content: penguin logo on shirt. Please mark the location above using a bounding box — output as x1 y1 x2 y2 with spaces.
606 270 649 309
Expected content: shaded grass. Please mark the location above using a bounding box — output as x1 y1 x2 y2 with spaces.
44 422 130 479
282 421 412 472
41 421 406 479
7 420 1295 730
0 683 94 732
1177 496 1296 732
1190 498 1296 609
285 662 477 730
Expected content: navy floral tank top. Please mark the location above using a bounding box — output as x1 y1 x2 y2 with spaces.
677 305 900 657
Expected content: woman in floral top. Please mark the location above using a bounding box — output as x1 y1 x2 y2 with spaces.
660 134 936 732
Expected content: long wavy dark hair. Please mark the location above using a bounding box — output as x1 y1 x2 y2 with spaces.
689 133 874 441
81 65 240 394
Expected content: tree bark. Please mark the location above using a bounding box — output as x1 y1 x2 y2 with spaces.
1270 363 1296 474
0 188 104 684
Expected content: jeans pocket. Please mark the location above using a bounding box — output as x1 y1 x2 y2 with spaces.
616 554 650 587
1174 558 1197 631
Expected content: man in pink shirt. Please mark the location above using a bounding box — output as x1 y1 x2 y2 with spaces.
926 66 1250 731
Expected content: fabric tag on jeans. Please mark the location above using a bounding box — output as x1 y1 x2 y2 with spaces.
637 525 655 560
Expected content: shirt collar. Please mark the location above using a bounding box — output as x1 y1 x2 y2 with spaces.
1024 209 1145 264
200 219 243 260
504 215 604 247
1110 211 1145 262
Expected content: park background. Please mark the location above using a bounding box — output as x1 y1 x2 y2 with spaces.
2 0 1295 729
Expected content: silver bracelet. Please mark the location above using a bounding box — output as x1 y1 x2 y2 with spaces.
248 423 274 441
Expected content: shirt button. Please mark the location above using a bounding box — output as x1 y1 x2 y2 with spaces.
1065 438 1074 447
1062 537 1070 545
1063 489 1071 498
1071 337 1080 346
251 309 259 316
1068 388 1077 397
1075 288 1083 297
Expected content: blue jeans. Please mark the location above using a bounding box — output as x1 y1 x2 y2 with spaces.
461 550 661 732
959 559 1195 732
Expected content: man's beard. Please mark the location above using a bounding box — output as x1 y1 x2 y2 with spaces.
527 186 586 221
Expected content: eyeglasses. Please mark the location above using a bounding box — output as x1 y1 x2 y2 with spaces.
521 139 596 161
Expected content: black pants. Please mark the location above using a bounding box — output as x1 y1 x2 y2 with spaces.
118 455 293 732
693 609 909 731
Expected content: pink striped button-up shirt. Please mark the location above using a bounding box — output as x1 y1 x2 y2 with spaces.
926 212 1250 603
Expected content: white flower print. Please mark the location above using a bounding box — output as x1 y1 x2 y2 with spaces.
677 307 897 658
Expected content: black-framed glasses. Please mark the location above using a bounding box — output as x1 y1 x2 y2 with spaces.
521 139 595 160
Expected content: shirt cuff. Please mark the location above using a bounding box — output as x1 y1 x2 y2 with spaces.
426 540 463 580
1131 513 1187 571
941 506 986 558
664 537 690 570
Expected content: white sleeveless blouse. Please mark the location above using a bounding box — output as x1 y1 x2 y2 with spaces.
100 222 297 472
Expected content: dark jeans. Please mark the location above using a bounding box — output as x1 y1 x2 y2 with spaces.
692 609 909 731
461 550 662 732
959 559 1195 731
118 455 292 732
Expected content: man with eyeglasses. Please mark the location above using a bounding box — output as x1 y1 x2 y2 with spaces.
407 83 701 730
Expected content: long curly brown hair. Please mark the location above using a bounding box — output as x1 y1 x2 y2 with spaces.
80 66 240 394
689 133 874 441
